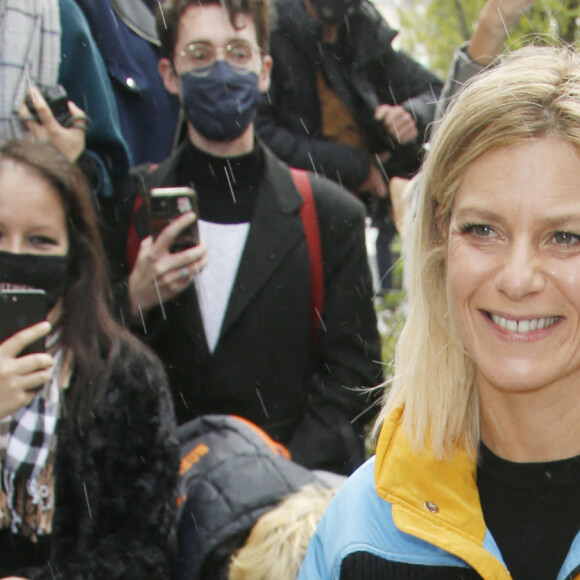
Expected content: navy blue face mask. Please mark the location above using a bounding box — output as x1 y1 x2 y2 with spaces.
180 61 262 142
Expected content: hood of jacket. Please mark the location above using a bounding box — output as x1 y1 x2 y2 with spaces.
272 0 398 67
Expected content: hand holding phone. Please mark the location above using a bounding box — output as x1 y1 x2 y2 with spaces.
18 86 88 162
0 319 54 419
24 85 73 127
128 213 208 322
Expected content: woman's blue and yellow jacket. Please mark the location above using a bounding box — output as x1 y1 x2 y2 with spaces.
298 407 580 579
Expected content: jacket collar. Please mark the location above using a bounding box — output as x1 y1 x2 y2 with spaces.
374 408 511 578
218 143 304 338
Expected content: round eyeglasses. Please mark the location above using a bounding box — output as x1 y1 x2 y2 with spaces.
176 40 259 73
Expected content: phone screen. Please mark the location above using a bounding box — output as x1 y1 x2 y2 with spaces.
0 289 48 355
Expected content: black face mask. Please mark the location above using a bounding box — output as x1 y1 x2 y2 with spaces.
0 251 69 310
310 0 361 23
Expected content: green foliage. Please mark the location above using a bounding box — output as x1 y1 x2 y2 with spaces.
396 0 580 79
398 0 485 77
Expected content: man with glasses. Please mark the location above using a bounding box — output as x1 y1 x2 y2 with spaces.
112 0 382 475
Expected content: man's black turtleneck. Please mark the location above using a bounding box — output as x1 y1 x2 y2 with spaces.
176 141 264 224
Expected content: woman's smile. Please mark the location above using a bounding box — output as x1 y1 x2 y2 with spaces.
482 309 563 341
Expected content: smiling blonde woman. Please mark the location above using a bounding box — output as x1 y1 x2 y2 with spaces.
299 45 580 580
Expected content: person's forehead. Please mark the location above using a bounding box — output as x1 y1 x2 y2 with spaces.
176 4 258 47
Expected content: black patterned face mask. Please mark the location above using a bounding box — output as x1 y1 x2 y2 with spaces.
0 250 69 309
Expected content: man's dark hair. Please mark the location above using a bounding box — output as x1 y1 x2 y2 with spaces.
156 0 270 60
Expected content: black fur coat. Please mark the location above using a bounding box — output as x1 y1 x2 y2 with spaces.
11 338 180 579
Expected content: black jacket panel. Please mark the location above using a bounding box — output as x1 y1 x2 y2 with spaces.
19 340 179 579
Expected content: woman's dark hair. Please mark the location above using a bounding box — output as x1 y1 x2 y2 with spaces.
156 0 270 60
0 140 141 421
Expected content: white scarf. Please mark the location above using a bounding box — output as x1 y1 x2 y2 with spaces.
0 344 63 534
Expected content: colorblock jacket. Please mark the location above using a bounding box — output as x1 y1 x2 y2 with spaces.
298 408 580 579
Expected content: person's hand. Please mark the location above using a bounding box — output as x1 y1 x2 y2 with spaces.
357 158 389 199
468 0 536 66
0 321 54 420
374 104 419 144
18 86 87 162
128 212 208 323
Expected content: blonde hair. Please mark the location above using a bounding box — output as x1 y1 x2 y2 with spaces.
376 45 580 457
228 485 337 580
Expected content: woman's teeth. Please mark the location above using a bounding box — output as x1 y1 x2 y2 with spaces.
490 314 558 333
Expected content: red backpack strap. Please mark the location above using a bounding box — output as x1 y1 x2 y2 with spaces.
290 168 324 345
126 163 158 272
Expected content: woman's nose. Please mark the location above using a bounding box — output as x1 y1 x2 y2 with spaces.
494 240 546 300
0 237 23 254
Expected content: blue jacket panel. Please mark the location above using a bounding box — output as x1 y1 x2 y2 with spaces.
298 458 474 579
75 0 180 166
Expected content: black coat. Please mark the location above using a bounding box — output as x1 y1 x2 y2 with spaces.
256 0 443 188
6 338 180 579
110 141 382 475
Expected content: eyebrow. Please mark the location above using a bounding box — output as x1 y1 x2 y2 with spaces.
453 205 580 229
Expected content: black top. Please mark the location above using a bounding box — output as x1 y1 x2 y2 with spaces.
477 443 580 579
177 142 263 224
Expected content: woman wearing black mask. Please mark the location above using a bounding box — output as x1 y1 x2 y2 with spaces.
0 140 179 579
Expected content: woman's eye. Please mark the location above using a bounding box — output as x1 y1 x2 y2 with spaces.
460 223 494 237
553 231 580 245
29 235 57 247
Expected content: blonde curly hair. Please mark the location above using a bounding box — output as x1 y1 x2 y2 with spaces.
228 485 337 580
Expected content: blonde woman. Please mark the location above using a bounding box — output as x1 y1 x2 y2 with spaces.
299 45 580 579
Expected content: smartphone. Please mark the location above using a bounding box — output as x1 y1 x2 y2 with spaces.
25 85 72 127
148 187 199 253
0 289 48 356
